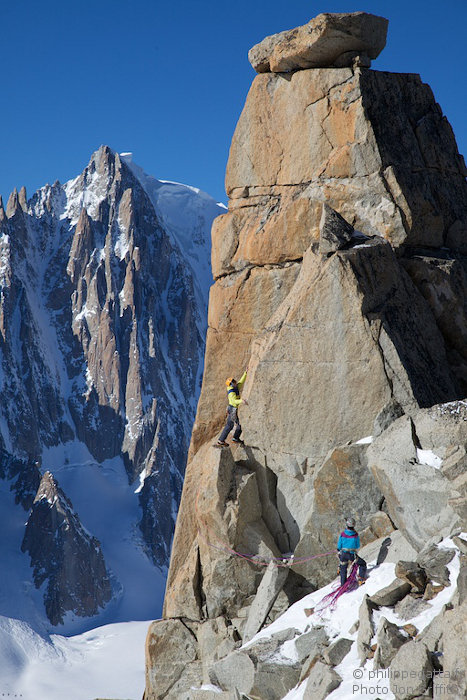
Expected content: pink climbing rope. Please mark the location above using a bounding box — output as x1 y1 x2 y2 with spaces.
315 562 359 612
194 477 337 569
197 528 337 568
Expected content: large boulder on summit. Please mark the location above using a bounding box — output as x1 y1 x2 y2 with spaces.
302 661 342 700
374 617 408 669
211 633 302 699
248 12 388 72
389 641 433 699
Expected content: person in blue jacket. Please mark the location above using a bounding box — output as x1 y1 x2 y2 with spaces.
337 517 367 585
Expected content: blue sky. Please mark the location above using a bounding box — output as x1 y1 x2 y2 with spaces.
1 0 465 205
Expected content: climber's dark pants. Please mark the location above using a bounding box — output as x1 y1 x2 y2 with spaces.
219 405 242 442
339 550 367 586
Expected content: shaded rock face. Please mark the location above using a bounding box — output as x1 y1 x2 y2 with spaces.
0 146 222 624
148 11 467 700
21 472 111 625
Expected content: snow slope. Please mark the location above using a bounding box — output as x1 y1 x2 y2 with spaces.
0 617 148 700
239 537 462 700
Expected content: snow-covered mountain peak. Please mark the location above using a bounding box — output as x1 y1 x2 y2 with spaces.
119 150 226 310
0 145 223 641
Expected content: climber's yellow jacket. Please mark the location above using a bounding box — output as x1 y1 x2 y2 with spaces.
227 370 247 408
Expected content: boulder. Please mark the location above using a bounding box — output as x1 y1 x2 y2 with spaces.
394 595 431 621
211 633 302 700
357 595 377 664
303 660 342 700
369 579 411 607
242 562 289 642
395 561 428 593
416 543 455 587
411 402 467 453
145 619 201 700
322 638 353 666
423 583 445 601
197 617 240 683
374 617 408 669
210 651 255 696
402 624 418 638
440 600 467 698
294 627 329 663
161 663 204 700
248 657 301 700
248 12 388 73
299 650 323 683
318 204 354 255
389 641 433 699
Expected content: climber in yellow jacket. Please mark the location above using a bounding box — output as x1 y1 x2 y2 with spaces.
217 369 248 447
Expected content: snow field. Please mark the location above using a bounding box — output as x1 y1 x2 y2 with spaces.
243 538 461 700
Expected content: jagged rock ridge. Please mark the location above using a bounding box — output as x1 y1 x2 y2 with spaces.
21 471 111 626
0 146 224 626
144 12 467 699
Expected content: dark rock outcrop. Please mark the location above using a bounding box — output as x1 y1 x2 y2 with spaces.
21 471 111 625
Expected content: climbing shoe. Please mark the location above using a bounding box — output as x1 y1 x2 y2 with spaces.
214 441 229 448
232 438 245 444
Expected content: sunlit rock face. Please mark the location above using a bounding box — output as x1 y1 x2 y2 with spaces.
148 11 467 700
